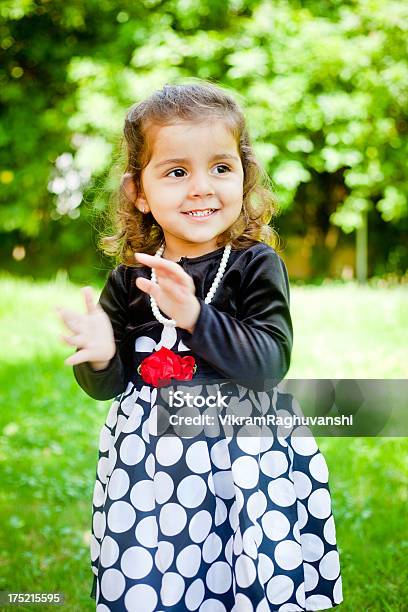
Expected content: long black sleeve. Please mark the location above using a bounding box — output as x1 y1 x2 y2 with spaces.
180 247 293 389
72 266 129 400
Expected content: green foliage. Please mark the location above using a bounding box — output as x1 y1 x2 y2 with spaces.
0 0 407 279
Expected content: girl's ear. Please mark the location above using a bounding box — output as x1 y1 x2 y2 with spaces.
122 173 149 213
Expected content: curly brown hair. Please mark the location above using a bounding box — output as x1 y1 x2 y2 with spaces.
98 79 282 267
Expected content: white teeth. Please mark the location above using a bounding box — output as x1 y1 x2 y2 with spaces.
186 209 215 217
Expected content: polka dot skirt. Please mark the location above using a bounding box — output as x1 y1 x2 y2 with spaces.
89 346 343 611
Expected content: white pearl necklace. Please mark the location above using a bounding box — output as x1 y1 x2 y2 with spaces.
150 242 232 327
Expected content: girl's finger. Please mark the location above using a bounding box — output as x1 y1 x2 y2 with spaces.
135 252 188 281
153 275 189 303
82 286 98 314
61 333 85 347
55 308 82 334
64 349 93 366
136 277 163 304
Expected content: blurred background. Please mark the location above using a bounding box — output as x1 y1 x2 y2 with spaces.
0 1 407 610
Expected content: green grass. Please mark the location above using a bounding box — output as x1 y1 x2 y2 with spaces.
0 273 407 611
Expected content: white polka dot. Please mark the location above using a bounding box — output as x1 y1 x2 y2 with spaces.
307 488 331 519
297 501 308 529
177 475 207 508
260 451 288 478
130 479 155 511
235 554 256 588
207 472 215 495
161 572 185 606
107 446 117 477
186 441 211 473
333 575 343 604
262 510 290 541
304 562 319 591
120 390 139 417
100 568 125 601
93 480 105 507
119 434 145 465
292 471 312 500
319 549 340 580
206 561 232 594
232 593 253 611
124 584 157 612
135 335 156 352
121 405 143 433
90 535 99 562
258 552 274 585
185 578 205 611
107 501 136 533
232 456 259 489
145 453 155 478
266 574 294 605
300 533 325 562
113 414 128 442
189 510 212 543
247 490 267 522
100 535 119 568
105 402 119 428
268 478 296 507
121 546 153 579
255 598 271 612
154 471 174 504
274 540 302 570
293 521 301 543
135 516 157 548
176 544 201 577
225 535 233 565
278 605 302 611
107 468 130 501
323 515 336 545
93 511 106 539
210 440 231 469
215 497 228 526
156 437 183 466
213 471 235 499
305 594 333 608
155 540 174 573
97 457 110 485
309 453 329 482
96 605 110 612
99 426 112 452
233 528 243 556
159 503 187 536
234 485 245 513
229 501 239 532
242 525 262 559
202 532 222 563
296 581 306 608
236 432 261 455
199 600 226 612
290 427 318 455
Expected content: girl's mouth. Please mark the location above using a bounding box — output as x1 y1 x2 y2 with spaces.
182 208 218 219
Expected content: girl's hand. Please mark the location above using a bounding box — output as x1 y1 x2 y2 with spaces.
134 253 201 333
55 286 116 369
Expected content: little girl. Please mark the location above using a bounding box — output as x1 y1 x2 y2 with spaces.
56 82 343 611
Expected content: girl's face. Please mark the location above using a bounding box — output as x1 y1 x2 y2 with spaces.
136 119 244 259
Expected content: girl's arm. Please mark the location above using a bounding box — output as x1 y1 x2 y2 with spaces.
72 266 128 400
181 246 293 390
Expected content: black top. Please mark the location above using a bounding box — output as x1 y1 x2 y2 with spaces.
73 242 293 399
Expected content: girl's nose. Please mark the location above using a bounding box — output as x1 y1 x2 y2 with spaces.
187 171 216 198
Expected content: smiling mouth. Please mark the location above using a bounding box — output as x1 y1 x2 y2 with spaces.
182 208 218 218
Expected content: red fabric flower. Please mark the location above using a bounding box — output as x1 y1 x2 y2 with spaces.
137 347 196 388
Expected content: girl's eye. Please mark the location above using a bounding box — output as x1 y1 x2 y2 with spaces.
166 164 231 178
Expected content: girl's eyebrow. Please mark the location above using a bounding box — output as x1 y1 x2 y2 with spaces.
154 153 240 169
